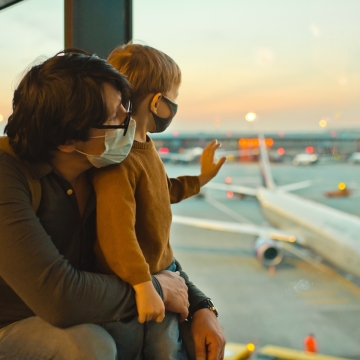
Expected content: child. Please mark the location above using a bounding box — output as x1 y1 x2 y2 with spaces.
93 43 226 359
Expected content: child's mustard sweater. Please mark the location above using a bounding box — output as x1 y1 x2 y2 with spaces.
93 137 200 285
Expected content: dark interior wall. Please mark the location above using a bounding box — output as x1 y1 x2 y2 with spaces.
65 0 132 59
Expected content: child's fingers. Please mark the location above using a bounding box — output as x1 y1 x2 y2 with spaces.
203 140 219 153
215 156 227 171
155 311 165 323
137 313 146 323
201 141 221 161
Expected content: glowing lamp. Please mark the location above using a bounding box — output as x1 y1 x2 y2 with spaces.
227 191 234 199
246 343 256 351
319 119 327 128
245 112 256 122
158 147 169 154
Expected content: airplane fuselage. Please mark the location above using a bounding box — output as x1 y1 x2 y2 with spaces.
257 187 360 277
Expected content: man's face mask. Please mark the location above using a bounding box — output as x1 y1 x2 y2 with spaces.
150 95 178 133
76 119 136 168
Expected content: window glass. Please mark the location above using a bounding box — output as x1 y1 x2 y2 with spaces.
134 1 360 356
0 0 64 133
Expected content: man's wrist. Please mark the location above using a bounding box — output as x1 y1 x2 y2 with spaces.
189 298 218 319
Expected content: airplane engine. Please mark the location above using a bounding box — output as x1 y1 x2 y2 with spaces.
255 238 283 266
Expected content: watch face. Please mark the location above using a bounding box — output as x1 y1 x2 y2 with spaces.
209 300 219 316
206 299 219 317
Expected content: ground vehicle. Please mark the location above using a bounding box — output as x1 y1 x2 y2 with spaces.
293 153 318 166
348 152 360 164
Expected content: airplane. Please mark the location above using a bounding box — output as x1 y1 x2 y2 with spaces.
172 135 360 278
158 146 204 163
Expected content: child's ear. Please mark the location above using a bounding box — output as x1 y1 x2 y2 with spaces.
150 93 162 114
58 140 76 153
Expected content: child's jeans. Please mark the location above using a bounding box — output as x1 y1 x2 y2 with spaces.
104 259 188 360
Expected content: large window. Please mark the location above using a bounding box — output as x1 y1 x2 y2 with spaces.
134 1 360 356
0 0 63 133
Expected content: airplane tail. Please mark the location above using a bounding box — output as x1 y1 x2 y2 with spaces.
258 135 313 192
258 134 276 189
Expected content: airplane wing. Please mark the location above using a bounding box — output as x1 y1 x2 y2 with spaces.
172 215 296 243
204 182 258 196
276 180 313 192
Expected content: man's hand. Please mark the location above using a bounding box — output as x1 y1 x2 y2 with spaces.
191 309 226 360
133 281 165 323
154 270 189 322
198 140 226 187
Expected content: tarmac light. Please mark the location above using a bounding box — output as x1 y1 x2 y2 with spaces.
158 147 169 154
246 343 255 352
338 182 346 190
227 191 234 199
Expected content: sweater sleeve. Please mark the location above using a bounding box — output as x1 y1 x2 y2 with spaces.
93 158 152 286
167 175 200 204
0 152 138 328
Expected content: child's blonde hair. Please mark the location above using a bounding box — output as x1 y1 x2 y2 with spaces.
108 43 181 111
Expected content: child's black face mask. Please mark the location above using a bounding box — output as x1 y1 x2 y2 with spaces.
150 95 178 133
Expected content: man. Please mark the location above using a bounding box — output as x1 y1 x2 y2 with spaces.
0 50 225 359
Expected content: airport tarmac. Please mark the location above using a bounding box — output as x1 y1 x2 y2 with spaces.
165 161 360 359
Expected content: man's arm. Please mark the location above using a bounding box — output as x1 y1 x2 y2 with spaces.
0 153 138 328
175 259 226 360
191 309 226 360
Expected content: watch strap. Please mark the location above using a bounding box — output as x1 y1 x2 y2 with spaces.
190 298 218 318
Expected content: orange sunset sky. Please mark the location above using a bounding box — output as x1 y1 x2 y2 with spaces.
1 0 360 134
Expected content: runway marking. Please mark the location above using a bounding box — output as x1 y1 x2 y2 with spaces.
283 243 360 297
204 194 254 224
305 297 349 305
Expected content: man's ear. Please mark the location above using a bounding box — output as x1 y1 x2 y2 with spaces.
58 140 76 153
150 93 162 114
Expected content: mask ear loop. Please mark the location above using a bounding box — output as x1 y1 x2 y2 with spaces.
89 135 106 139
150 93 162 114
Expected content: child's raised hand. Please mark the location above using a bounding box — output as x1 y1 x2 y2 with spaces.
133 281 165 323
198 140 226 187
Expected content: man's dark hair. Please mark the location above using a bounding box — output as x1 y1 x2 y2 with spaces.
5 50 131 162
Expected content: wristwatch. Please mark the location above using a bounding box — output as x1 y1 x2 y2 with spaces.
190 298 218 318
